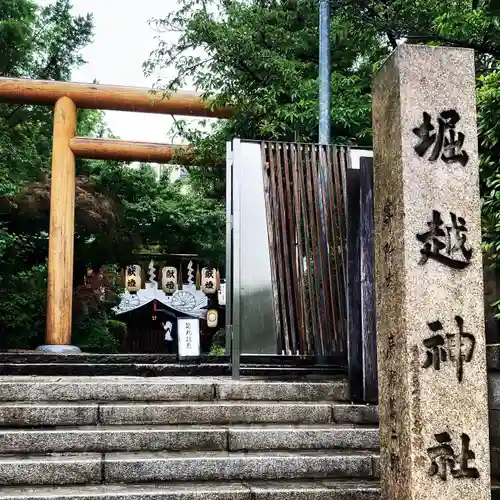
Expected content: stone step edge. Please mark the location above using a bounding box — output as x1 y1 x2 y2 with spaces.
0 425 380 454
0 377 350 403
0 449 378 461
0 363 340 370
0 400 376 416
0 480 499 499
0 423 379 432
0 400 376 409
0 480 380 499
0 402 378 428
0 401 358 406
0 451 378 486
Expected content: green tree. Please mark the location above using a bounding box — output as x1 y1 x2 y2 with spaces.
0 0 93 196
91 162 225 265
146 0 500 150
145 0 388 201
145 0 386 144
0 0 105 349
146 0 500 321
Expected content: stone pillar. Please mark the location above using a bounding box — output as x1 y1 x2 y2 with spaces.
372 44 490 499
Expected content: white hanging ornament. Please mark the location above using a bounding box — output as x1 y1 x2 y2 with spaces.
125 265 142 293
201 267 217 294
146 260 157 289
187 260 195 286
162 266 177 294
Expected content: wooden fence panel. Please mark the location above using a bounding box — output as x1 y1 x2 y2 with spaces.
360 157 378 402
261 142 349 358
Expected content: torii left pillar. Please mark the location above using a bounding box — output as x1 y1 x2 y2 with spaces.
37 96 80 353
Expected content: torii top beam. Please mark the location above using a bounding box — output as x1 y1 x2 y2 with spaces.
0 77 231 118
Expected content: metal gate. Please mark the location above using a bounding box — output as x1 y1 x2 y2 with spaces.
227 139 377 402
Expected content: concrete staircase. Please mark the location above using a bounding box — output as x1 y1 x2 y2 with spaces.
1 375 499 499
0 375 382 499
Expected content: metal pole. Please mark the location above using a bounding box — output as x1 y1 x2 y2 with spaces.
319 0 331 144
229 139 241 380
317 0 331 359
225 142 233 361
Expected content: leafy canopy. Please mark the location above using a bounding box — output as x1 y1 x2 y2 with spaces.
145 0 500 321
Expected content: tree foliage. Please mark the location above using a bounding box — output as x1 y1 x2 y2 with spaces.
0 0 100 349
146 0 500 318
147 0 500 145
145 0 386 144
0 0 93 197
2 0 500 348
0 0 227 351
91 162 225 265
478 68 500 265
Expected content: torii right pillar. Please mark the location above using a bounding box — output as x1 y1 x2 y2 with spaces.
372 44 491 499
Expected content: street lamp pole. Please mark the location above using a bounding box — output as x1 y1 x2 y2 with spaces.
317 0 331 357
319 0 331 144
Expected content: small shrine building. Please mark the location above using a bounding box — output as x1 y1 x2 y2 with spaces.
113 258 225 354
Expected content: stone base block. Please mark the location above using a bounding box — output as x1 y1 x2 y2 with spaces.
103 451 376 483
228 425 379 451
99 402 333 426
0 454 101 486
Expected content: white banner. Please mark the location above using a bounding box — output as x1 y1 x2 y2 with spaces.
177 318 200 358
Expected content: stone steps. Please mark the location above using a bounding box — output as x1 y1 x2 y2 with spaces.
0 353 344 366
0 376 381 497
0 376 378 490
0 401 377 427
0 451 378 486
0 480 381 500
0 377 349 402
1 482 500 500
0 424 379 453
0 363 344 378
0 375 496 497
0 354 347 379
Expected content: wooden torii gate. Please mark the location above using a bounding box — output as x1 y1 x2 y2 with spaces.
0 77 229 352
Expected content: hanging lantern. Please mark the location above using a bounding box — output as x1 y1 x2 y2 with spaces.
162 266 177 294
125 264 142 293
206 309 218 328
201 267 217 294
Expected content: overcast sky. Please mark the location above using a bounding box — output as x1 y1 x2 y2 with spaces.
37 0 195 143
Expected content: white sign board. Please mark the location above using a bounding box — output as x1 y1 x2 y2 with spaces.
177 318 200 358
218 283 226 306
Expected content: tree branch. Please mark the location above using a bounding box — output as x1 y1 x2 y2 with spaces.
387 31 398 49
407 35 500 58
